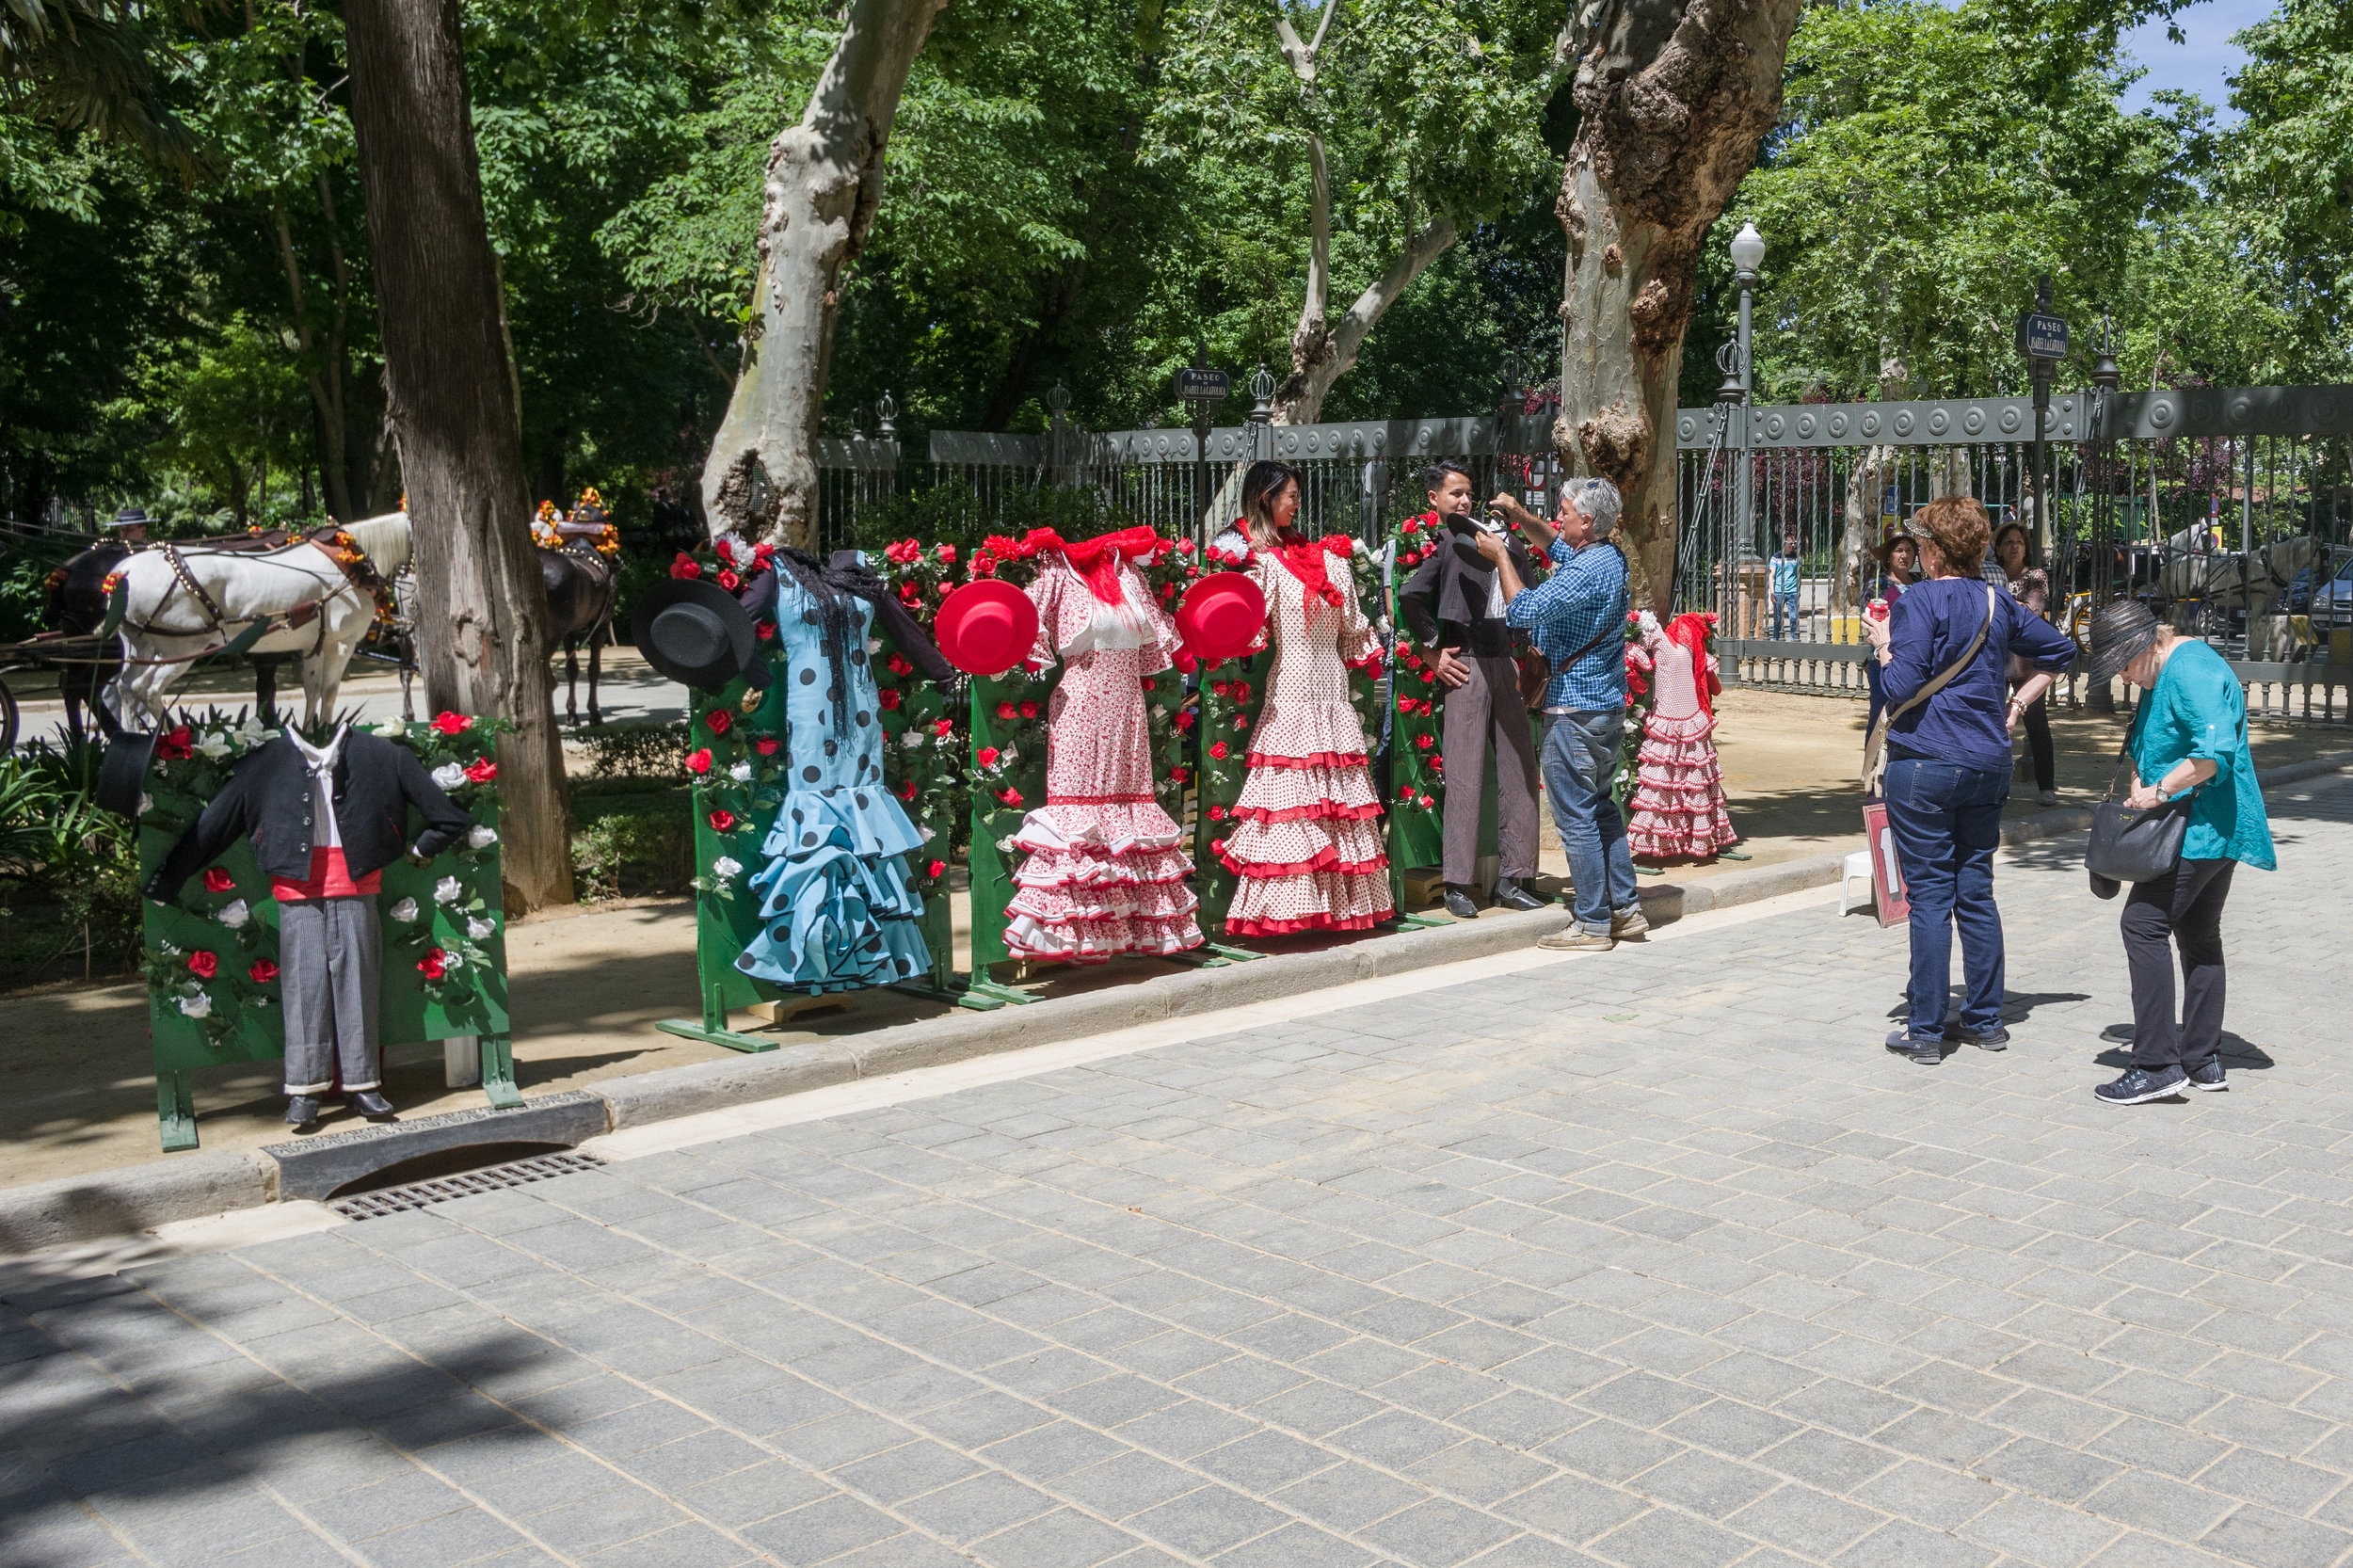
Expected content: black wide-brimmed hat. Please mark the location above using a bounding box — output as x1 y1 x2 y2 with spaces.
96 731 156 818
107 506 150 529
2087 598 2161 691
632 578 772 694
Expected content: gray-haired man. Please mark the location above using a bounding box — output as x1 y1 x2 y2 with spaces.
1476 478 1643 951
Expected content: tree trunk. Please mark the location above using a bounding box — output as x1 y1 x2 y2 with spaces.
343 0 573 911
1277 213 1459 425
1837 442 1897 614
1555 0 1805 614
271 197 354 521
701 0 950 547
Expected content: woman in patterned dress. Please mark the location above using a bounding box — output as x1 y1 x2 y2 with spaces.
1625 610 1739 862
1219 462 1395 936
1004 527 1206 960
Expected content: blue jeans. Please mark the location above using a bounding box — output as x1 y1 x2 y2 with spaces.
1542 711 1639 935
1883 756 2009 1038
1771 593 1798 639
1864 661 1886 750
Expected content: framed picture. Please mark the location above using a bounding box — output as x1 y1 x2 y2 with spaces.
1863 799 1909 927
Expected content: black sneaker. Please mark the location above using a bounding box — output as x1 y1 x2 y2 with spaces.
2186 1059 2228 1092
1442 886 1480 919
1884 1030 1942 1065
1945 1024 2010 1051
2094 1066 2188 1105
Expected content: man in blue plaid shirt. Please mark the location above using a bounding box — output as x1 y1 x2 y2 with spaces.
1477 477 1644 951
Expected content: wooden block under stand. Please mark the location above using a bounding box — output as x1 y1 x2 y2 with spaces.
1400 867 1446 905
745 996 855 1026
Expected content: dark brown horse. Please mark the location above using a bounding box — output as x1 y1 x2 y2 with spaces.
541 544 618 726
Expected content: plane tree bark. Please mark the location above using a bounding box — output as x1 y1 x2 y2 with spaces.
1555 0 1805 612
343 0 573 909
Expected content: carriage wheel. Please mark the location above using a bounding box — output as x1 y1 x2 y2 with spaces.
0 680 18 755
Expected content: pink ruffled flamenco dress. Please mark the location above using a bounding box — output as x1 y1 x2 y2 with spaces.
1004 530 1206 961
1626 611 1739 861
1219 536 1394 936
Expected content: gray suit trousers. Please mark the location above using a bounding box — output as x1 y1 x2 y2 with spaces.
1440 652 1541 886
280 895 382 1096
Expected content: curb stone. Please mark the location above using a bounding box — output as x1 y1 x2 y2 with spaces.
11 748 2349 1248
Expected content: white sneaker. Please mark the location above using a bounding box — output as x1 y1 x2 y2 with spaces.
1538 928 1614 952
1611 905 1651 937
2038 790 2060 808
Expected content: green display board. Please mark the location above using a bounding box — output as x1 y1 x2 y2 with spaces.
136 714 516 1152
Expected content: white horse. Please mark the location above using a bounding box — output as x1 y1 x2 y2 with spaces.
2155 532 2319 621
106 513 412 730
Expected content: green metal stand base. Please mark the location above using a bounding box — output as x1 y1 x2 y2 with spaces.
158 1070 197 1152
961 976 1038 1006
1638 864 1666 876
1204 942 1262 962
1386 912 1452 931
1718 849 1753 860
891 979 1007 1012
479 1034 524 1109
656 1018 783 1053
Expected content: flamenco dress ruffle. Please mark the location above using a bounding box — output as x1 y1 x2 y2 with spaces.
1005 801 1203 960
734 785 933 991
1220 645 1393 936
1626 709 1739 860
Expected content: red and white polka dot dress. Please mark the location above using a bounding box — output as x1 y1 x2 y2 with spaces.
1219 547 1394 936
1004 553 1206 960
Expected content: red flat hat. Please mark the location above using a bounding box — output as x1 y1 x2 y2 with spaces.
1176 571 1266 663
936 579 1038 676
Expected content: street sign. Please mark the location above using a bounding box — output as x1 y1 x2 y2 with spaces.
2017 312 2068 361
1175 367 1231 402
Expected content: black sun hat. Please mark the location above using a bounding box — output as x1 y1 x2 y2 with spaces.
96 730 157 818
632 578 772 694
2087 598 2162 692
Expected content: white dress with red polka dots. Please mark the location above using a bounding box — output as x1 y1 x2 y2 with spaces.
1004 554 1205 960
1219 551 1393 936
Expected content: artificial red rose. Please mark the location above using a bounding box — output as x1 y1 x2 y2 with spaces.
1233 682 1251 701
418 948 448 980
996 701 1017 720
1212 681 1231 697
670 552 700 580
1160 584 1177 601
202 867 236 893
1140 677 1156 694
156 726 193 761
705 708 732 734
685 748 712 775
1419 671 1435 685
1627 673 1650 697
753 736 780 756
708 808 736 833
1401 517 1422 534
1209 741 1228 760
888 654 913 676
1176 538 1196 556
464 759 498 784
885 539 918 564
932 718 953 737
1398 696 1417 713
1018 701 1038 718
971 552 998 578
1021 659 1043 674
430 712 472 735
977 746 1001 767
926 859 947 878
1233 714 1250 730
1174 649 1197 673
937 581 953 598
1175 711 1195 731
899 584 920 603
1169 766 1190 783
717 568 742 592
997 787 1022 807
1416 734 1435 751
248 958 279 984
898 778 918 800
936 544 957 565
1209 805 1226 821
186 951 218 980
753 542 776 564
1420 793 1437 808
879 689 902 710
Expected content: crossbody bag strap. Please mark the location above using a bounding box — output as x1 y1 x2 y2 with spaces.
1864 584 1997 794
1550 544 1627 673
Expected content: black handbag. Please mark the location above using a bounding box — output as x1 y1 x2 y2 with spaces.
2085 704 2238 889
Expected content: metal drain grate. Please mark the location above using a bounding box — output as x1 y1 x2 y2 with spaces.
332 1151 606 1219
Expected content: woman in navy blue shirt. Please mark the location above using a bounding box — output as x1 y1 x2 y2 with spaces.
1863 497 2077 1064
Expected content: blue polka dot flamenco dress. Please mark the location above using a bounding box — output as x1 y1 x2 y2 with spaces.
732 552 951 992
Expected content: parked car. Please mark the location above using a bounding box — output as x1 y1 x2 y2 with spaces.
2313 552 2353 635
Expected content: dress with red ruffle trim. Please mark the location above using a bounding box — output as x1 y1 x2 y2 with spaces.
1004 553 1206 961
1221 552 1394 936
1625 628 1739 861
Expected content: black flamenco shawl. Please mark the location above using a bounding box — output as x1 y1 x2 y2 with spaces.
735 547 957 732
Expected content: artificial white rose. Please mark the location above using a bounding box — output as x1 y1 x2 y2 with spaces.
433 875 463 904
430 761 466 790
996 836 1016 853
712 856 744 880
466 916 496 941
138 793 152 816
177 993 213 1019
389 897 420 923
467 824 499 850
194 732 231 760
901 730 926 748
216 899 250 931
374 718 408 739
440 950 464 970
867 636 883 654
729 761 753 782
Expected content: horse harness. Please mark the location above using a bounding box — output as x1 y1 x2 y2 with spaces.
126 527 391 660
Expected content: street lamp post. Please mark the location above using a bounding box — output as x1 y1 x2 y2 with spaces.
1728 222 1765 632
1175 344 1231 541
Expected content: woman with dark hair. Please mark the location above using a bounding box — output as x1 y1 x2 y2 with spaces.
1862 526 1919 747
2083 600 2274 1105
1214 460 1395 935
1996 521 2058 806
1862 497 2076 1064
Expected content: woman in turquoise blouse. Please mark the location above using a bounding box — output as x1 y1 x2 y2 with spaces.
2085 600 2275 1106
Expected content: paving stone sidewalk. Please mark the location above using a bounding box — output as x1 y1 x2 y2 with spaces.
8 776 2353 1568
